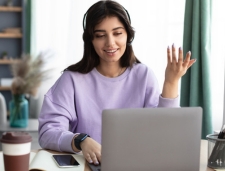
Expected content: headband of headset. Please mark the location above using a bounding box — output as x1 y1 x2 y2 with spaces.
82 5 131 30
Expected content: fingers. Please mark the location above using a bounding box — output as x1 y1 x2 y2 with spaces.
85 152 100 165
81 138 101 165
172 44 177 64
96 151 101 163
86 153 94 164
167 46 171 63
178 47 183 67
183 51 191 68
87 152 100 165
167 44 194 68
187 59 196 69
167 44 182 65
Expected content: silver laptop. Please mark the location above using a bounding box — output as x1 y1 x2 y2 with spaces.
99 107 202 171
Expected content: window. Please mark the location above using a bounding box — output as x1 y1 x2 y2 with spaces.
211 0 225 131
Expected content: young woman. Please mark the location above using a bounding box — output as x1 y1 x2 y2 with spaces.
38 0 196 165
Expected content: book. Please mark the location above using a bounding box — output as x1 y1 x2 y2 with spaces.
29 150 85 171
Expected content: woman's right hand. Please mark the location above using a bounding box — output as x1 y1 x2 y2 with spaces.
80 137 101 165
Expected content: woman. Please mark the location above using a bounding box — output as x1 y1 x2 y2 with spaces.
38 0 195 165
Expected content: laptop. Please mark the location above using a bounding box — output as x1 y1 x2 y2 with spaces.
89 107 202 171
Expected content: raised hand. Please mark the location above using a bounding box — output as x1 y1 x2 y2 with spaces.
162 44 196 98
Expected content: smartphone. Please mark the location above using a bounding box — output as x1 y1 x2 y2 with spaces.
52 154 80 167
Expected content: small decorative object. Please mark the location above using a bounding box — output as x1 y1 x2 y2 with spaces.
1 51 8 59
6 0 13 7
9 53 50 127
0 78 13 86
0 92 7 124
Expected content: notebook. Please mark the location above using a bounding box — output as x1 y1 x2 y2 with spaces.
89 107 202 171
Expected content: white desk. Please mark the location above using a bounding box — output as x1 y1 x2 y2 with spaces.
0 140 218 171
0 119 40 150
200 140 213 171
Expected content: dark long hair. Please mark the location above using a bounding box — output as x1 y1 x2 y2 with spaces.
65 0 140 73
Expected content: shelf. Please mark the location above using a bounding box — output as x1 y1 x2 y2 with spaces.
0 59 20 64
0 32 22 38
0 6 22 12
0 86 11 91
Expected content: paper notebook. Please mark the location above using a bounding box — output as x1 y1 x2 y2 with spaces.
29 150 85 171
0 150 85 171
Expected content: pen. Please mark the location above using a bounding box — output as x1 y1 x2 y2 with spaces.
220 126 225 166
218 126 225 139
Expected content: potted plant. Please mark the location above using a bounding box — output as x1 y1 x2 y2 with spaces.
9 53 51 127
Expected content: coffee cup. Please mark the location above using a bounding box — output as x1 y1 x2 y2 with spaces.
0 132 32 171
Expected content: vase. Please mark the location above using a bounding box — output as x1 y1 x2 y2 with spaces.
9 94 29 128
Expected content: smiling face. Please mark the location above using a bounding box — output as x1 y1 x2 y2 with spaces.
92 16 128 67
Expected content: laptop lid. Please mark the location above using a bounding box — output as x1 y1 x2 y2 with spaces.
101 107 202 171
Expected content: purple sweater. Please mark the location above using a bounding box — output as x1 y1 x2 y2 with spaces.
38 63 179 153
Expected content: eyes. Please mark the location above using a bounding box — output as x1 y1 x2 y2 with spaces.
95 32 122 38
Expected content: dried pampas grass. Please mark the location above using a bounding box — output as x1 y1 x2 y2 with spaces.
10 53 51 96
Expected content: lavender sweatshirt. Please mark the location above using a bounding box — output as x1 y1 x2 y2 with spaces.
38 63 179 153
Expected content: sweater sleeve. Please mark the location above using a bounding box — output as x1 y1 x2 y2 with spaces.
38 72 77 153
144 66 180 108
158 95 180 107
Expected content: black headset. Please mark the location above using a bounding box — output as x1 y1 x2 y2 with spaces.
82 6 131 30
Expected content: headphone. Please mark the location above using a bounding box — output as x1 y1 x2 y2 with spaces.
82 6 131 30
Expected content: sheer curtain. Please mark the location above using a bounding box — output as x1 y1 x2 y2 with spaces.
211 0 225 131
30 0 185 117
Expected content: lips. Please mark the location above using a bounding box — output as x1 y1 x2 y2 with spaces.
104 49 118 55
105 49 117 53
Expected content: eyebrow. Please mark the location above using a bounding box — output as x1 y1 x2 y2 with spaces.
94 27 125 33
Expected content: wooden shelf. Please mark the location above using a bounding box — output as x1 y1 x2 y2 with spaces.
0 32 22 38
0 6 22 12
0 59 19 64
0 86 11 91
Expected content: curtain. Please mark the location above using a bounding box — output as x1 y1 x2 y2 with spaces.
180 0 213 139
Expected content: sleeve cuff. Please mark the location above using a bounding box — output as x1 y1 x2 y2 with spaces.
158 95 180 107
59 132 78 153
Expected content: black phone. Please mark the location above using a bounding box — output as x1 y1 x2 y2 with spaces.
52 154 80 167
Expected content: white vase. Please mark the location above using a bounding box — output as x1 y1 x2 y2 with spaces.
0 92 7 124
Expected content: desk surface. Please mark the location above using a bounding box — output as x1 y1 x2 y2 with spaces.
0 119 38 132
200 140 213 171
0 140 215 171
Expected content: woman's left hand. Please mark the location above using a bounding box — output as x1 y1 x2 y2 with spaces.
162 44 196 98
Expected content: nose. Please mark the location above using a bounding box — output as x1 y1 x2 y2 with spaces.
105 35 115 47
